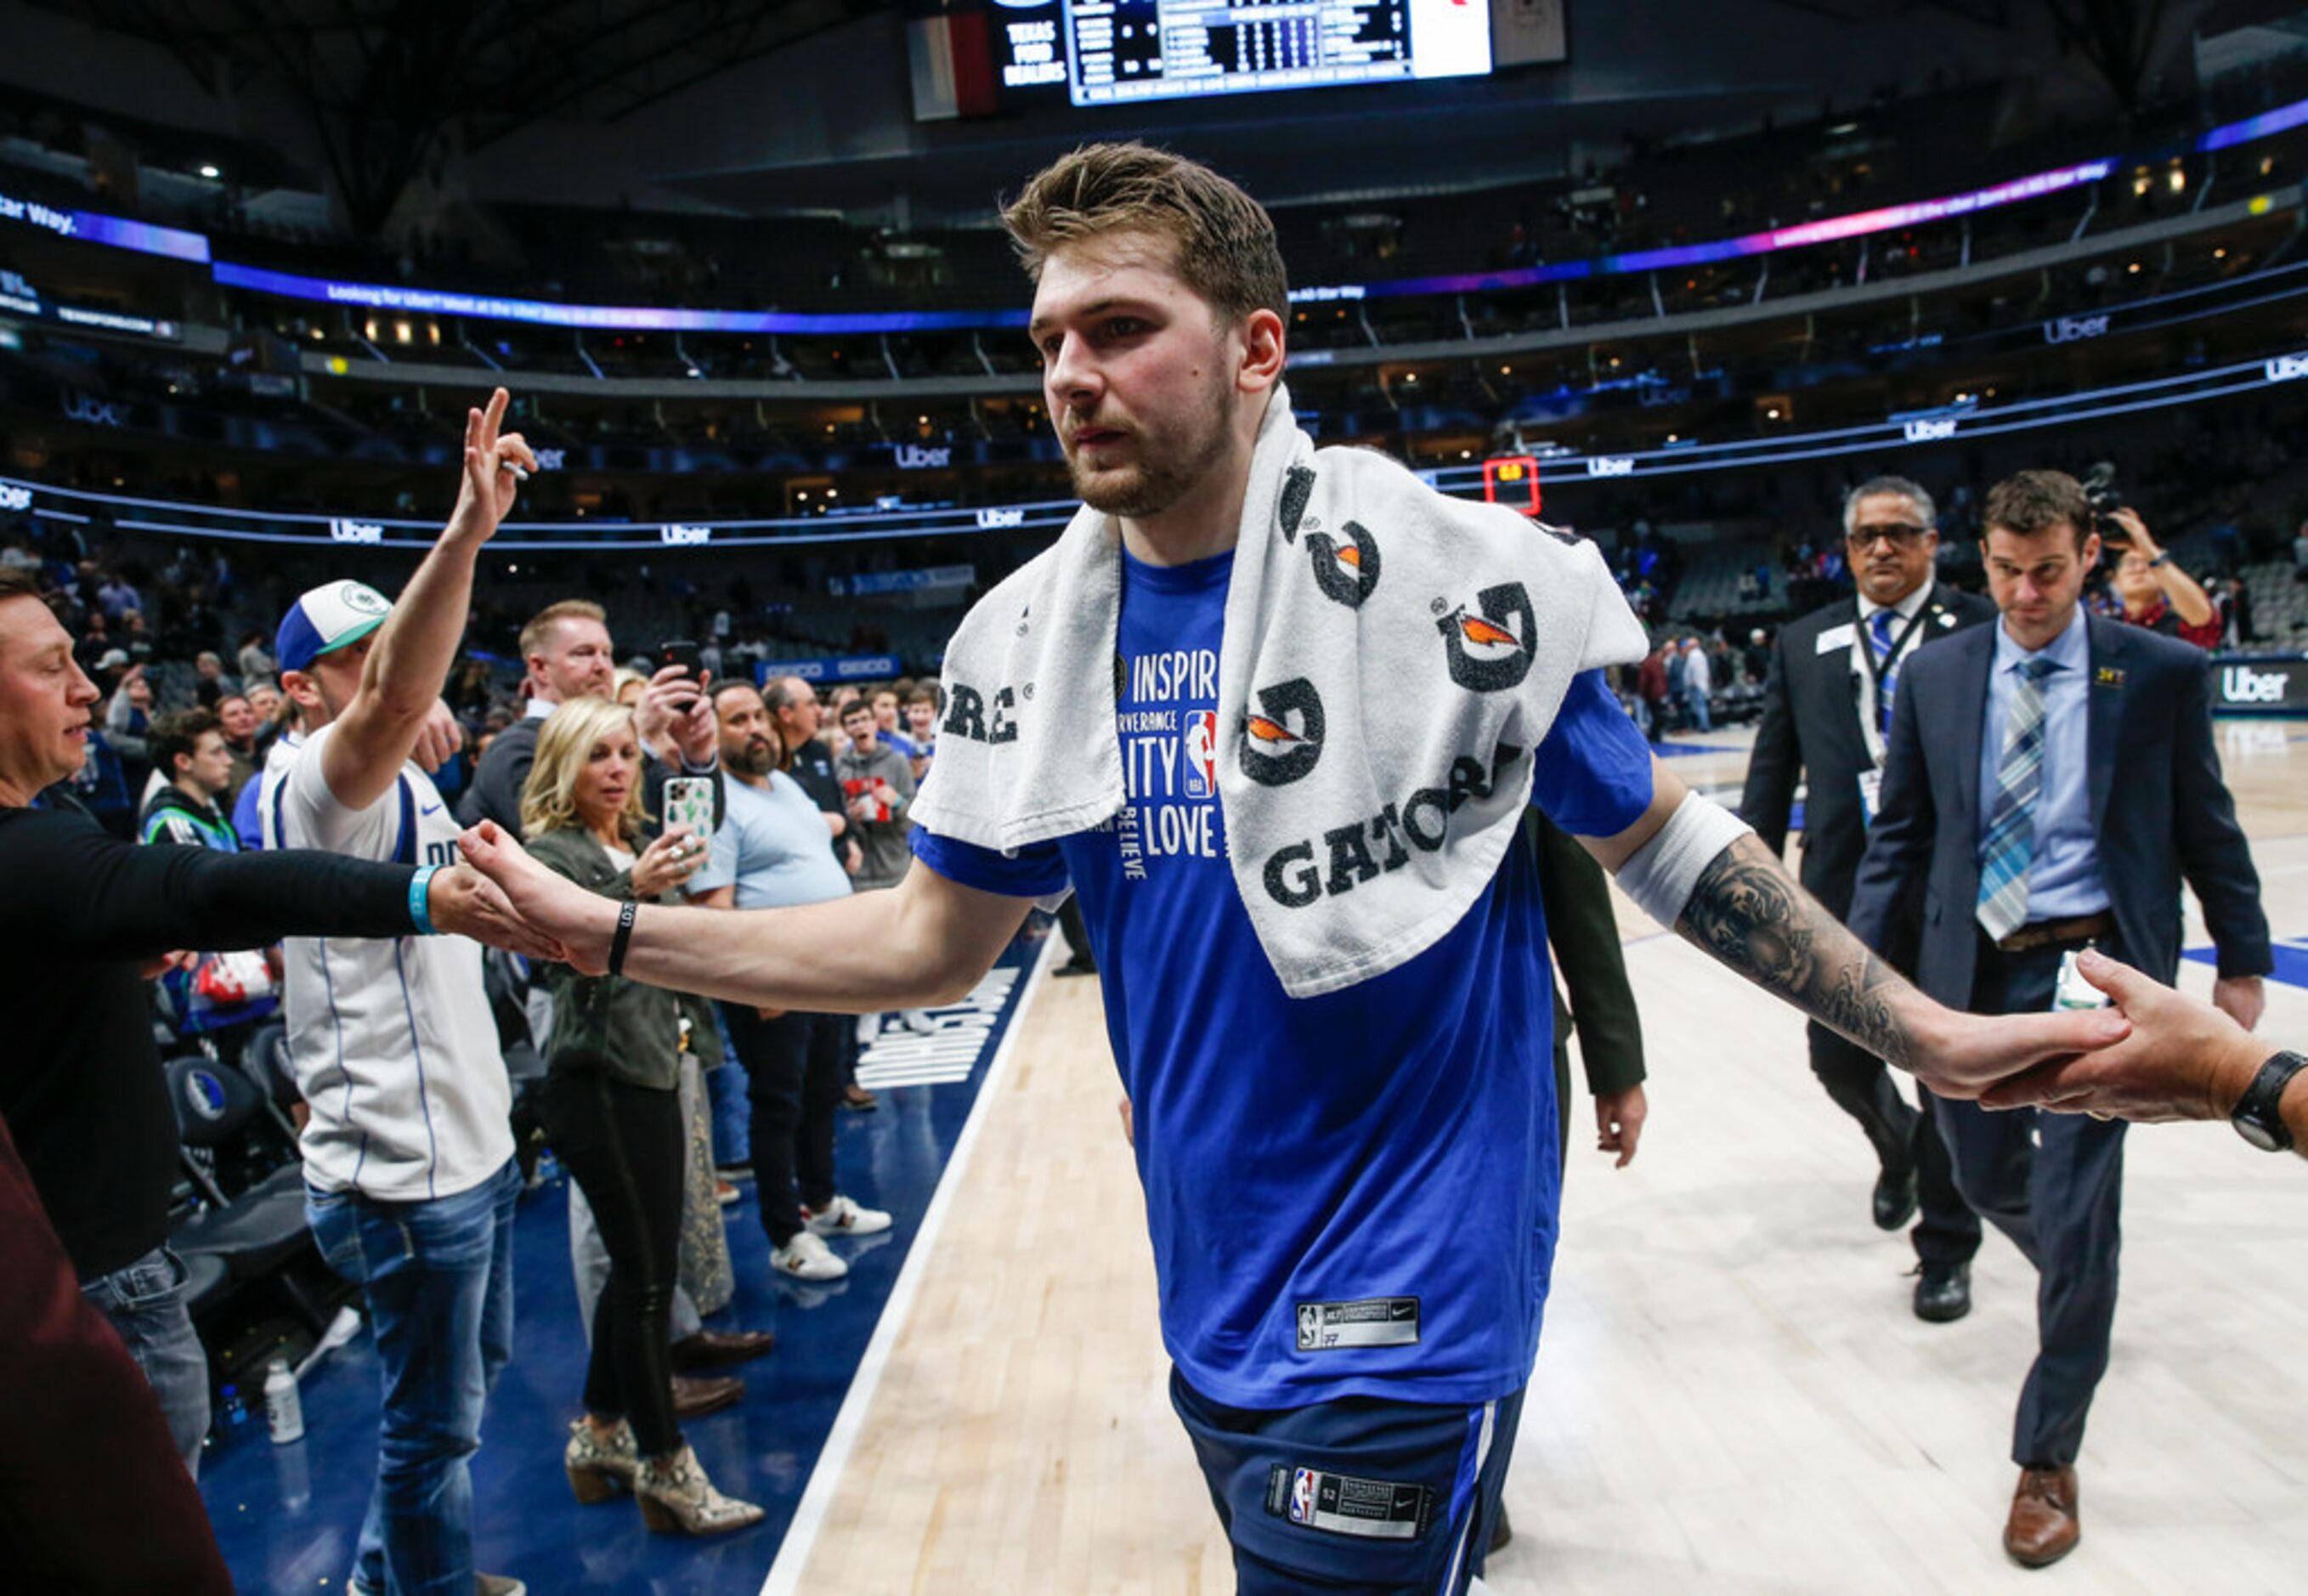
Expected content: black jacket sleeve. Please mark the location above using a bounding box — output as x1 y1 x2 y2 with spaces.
456 727 531 835
1738 635 1801 857
0 807 417 961
1531 812 1646 1095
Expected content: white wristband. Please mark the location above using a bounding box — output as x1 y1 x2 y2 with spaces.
1615 791 1753 928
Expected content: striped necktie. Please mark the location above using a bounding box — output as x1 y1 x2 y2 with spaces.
1870 608 1901 737
1976 654 2057 942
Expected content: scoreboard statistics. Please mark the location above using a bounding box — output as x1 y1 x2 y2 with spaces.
1059 0 1491 105
919 0 1492 116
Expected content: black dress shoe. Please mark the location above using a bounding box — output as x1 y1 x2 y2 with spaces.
1487 1503 1513 1554
670 1374 745 1419
1913 1259 1971 1323
1873 1163 1920 1231
670 1329 777 1372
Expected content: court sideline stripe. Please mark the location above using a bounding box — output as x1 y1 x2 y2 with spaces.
759 936 1056 1596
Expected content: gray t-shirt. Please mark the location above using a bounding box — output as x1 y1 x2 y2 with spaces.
834 740 916 891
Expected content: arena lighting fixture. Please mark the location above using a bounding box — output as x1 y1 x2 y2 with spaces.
197 164 220 179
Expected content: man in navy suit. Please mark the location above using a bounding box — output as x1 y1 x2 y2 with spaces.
1850 469 2270 1569
1741 476 1995 1320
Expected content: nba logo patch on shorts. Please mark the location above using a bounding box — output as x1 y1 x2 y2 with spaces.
1289 1467 1316 1525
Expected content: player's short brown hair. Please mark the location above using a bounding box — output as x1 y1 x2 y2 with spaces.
1002 142 1288 327
518 599 607 661
1983 470 2094 552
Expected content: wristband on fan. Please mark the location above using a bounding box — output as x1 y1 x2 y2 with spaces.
409 864 442 936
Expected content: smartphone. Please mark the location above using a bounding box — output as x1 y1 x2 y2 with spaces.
663 777 716 845
657 640 704 710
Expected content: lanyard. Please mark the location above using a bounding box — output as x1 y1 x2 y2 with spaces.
1851 597 1931 698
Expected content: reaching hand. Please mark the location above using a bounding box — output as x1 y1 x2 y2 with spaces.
444 388 535 546
2211 974 2266 1033
1593 1084 1647 1168
2107 507 2159 562
1919 1000 2133 1100
669 676 717 767
1979 950 2264 1123
630 826 706 898
410 699 463 774
455 821 614 973
425 862 572 963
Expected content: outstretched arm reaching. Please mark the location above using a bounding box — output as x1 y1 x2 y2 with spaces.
457 820 1029 1011
1582 759 2130 1099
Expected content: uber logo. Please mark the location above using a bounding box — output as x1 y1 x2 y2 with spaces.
328 518 383 544
1584 456 1635 478
659 524 711 546
0 483 31 512
894 444 952 469
2265 354 2308 384
1903 417 1958 443
976 507 1025 529
2220 665 2294 705
2041 314 2111 344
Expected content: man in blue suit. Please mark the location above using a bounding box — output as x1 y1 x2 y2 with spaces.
1849 468 2270 1570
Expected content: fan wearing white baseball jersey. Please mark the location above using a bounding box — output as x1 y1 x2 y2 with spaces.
263 388 537 1596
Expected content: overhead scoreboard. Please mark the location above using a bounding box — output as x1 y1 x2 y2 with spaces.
912 0 1492 116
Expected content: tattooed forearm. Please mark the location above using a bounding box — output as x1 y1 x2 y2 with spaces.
1674 834 1917 1069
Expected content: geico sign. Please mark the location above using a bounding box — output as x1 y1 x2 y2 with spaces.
328 519 383 544
1902 417 1958 443
659 524 711 546
2220 665 2294 705
1584 456 1636 477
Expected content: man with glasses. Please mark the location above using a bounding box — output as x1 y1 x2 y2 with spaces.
1740 476 1996 1321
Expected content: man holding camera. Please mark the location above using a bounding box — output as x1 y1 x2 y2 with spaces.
1848 467 2268 1568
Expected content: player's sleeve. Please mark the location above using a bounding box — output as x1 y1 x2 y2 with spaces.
909 823 1069 899
1530 669 1656 839
280 725 396 858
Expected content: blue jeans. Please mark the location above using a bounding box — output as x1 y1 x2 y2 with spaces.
308 1158 518 1596
1684 685 1712 733
81 1245 209 1479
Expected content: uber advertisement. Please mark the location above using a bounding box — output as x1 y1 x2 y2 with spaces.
2215 655 2308 716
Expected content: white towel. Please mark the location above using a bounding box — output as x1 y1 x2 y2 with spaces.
912 384 1649 998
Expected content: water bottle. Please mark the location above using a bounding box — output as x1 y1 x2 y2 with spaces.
263 1357 305 1445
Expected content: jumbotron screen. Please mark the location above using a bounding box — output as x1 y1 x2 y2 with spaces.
935 0 1491 113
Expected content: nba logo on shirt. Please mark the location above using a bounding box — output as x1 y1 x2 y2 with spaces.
1183 710 1218 799
1289 1468 1316 1525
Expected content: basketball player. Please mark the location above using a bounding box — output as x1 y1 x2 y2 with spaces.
456 152 2124 1593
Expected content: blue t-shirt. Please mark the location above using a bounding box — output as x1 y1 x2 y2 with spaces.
912 547 1654 1409
694 771 854 910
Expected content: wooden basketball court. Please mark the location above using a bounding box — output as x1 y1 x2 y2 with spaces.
767 723 2308 1595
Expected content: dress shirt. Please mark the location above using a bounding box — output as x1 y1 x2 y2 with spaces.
1975 606 2108 923
1854 581 1932 767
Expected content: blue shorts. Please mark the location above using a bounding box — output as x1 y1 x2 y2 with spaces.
1170 1369 1525 1595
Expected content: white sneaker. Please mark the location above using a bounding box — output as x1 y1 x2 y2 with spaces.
772 1230 848 1281
804 1194 893 1239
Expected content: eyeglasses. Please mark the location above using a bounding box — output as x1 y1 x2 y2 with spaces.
1847 524 1931 549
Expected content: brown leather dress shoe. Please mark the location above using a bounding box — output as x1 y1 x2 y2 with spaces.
670 1373 744 1420
2004 1464 2079 1567
670 1329 777 1372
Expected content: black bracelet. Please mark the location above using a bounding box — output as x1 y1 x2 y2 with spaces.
608 900 638 978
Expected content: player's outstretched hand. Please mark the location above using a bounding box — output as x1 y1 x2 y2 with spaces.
1920 999 2132 1101
1978 950 2262 1123
426 862 570 963
445 388 536 546
456 820 614 973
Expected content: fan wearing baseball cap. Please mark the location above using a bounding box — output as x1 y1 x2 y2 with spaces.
257 388 538 1596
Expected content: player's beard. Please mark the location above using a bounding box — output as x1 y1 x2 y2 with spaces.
1065 369 1236 521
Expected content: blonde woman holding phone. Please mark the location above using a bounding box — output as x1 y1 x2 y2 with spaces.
519 696 761 1538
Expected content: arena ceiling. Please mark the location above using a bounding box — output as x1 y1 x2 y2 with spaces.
24 0 885 227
